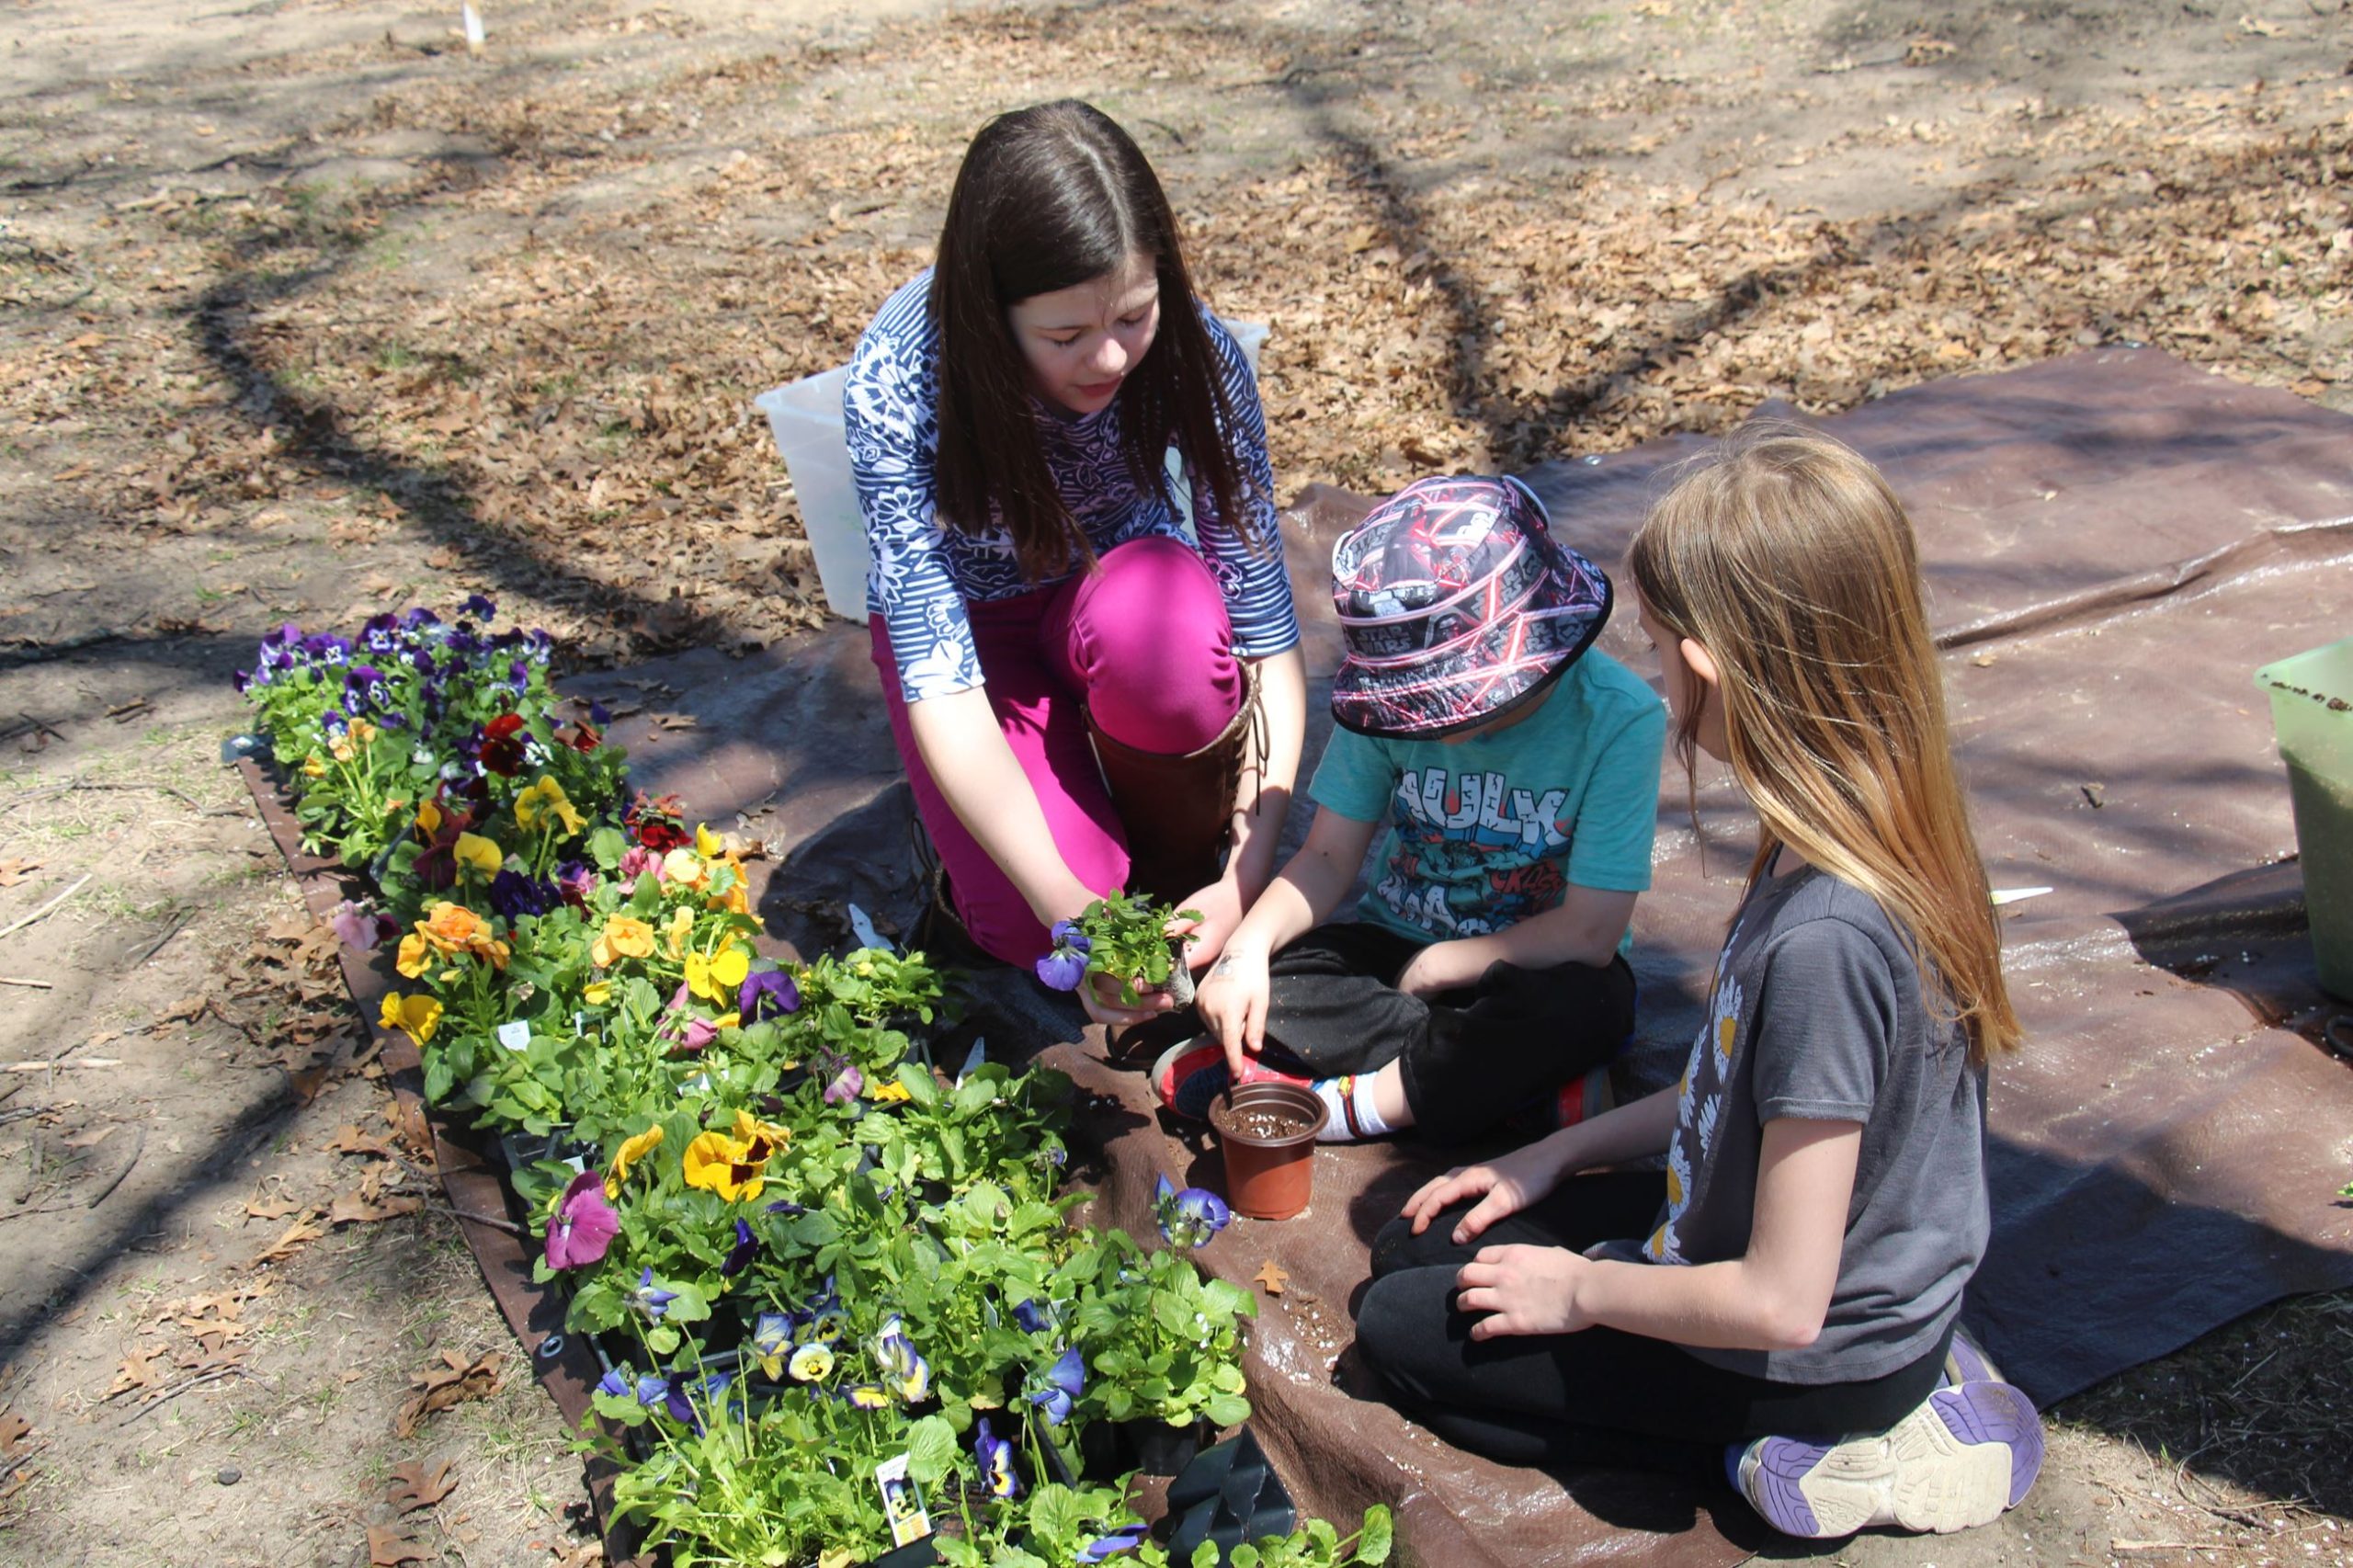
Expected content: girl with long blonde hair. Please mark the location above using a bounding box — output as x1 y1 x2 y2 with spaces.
1353 427 2040 1540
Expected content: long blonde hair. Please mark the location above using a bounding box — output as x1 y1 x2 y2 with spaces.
1630 425 2020 1063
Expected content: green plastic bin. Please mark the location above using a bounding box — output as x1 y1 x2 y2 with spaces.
2256 635 2353 1000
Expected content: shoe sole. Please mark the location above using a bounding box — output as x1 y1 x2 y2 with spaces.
1740 1381 2043 1538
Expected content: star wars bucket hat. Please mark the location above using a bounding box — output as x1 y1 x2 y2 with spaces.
1328 474 1612 739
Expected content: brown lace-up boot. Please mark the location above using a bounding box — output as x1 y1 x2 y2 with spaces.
1085 661 1265 904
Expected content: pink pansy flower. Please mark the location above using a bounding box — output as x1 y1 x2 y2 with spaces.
545 1170 620 1269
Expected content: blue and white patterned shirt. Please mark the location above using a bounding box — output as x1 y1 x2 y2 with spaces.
844 271 1302 704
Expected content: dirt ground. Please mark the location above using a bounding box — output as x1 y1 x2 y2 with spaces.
2 1 2350 1565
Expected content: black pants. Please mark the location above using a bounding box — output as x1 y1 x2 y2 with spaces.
1353 1173 1951 1478
1256 922 1635 1143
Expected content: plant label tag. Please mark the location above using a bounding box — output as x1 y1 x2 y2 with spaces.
496 1021 530 1052
847 902 891 954
874 1453 931 1546
957 1036 986 1085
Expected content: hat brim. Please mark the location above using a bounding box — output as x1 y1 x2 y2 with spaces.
1330 574 1611 741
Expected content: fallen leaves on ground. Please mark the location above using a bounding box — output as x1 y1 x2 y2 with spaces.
367 1525 435 1567
251 1211 326 1267
387 1458 459 1514
394 1349 506 1437
330 1162 423 1226
1252 1260 1290 1296
0 859 41 888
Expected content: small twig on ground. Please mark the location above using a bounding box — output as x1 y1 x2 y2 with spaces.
115 1365 250 1427
0 976 52 989
85 1125 145 1209
127 907 194 969
0 778 206 813
0 1058 120 1072
0 873 93 940
428 1202 525 1236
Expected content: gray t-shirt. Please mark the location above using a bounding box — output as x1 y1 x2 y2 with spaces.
1594 865 1988 1384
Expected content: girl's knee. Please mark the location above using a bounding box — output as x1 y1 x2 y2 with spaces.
1070 540 1241 750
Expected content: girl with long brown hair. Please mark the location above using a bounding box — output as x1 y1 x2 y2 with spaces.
844 100 1306 1003
1353 427 2041 1540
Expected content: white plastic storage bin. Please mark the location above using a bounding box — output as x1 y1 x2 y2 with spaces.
754 367 868 623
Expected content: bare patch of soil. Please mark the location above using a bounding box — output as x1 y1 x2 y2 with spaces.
3 1 2349 1564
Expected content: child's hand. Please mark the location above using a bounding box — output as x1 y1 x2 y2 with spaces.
1395 937 1490 999
1194 943 1271 1081
1401 1142 1564 1242
1171 878 1245 971
1078 971 1177 1030
1453 1244 1594 1338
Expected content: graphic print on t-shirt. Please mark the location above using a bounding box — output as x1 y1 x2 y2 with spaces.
1645 918 1746 1266
1371 766 1573 937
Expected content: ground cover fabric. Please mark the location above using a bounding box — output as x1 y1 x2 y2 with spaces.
254 348 2353 1566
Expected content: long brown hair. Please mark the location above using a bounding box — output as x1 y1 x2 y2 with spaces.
929 100 1256 580
1630 425 2020 1063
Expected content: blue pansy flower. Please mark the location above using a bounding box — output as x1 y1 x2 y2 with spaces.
975 1416 1021 1499
1154 1173 1233 1251
721 1218 757 1277
1078 1524 1149 1562
1026 1346 1085 1426
1033 920 1091 991
631 1267 679 1322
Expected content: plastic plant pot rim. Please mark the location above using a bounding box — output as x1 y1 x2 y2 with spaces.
1208 1080 1326 1148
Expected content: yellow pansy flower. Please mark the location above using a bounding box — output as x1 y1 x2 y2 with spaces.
695 823 722 858
682 1130 765 1203
590 915 655 968
301 755 327 778
377 991 442 1048
453 832 502 878
867 1078 914 1105
583 979 612 1006
348 718 380 744
395 932 430 980
415 799 442 835
605 1124 665 1200
661 848 708 890
516 777 585 836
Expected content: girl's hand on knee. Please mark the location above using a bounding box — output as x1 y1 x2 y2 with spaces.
1407 1142 1561 1240
1454 1245 1592 1338
1403 1165 1495 1234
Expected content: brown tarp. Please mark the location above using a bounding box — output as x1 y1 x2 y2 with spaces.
248 349 2353 1567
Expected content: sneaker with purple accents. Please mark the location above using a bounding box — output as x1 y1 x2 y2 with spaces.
1730 1380 2044 1538
1940 1324 2003 1388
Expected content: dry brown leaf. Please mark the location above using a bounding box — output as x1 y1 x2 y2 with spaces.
329 1191 423 1226
243 1196 301 1221
252 1212 325 1266
105 1344 171 1399
159 995 208 1025
367 1525 433 1567
0 1411 28 1451
325 1123 392 1158
0 858 41 888
1251 1261 1290 1296
394 1349 506 1437
387 1458 458 1514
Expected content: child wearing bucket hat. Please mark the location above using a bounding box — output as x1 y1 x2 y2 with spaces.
1182 474 1667 1143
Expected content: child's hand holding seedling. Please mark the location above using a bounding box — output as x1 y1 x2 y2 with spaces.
1035 892 1202 1027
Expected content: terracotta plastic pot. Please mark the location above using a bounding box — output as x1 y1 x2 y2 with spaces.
1209 1081 1325 1221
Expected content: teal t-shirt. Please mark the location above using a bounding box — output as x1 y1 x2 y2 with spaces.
1308 649 1667 949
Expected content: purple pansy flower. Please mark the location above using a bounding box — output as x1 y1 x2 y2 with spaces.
1155 1173 1233 1251
1011 1299 1052 1335
544 1171 619 1269
460 593 498 623
1033 919 1092 992
737 967 801 1025
824 1060 864 1105
596 1367 632 1400
1026 1346 1085 1426
1078 1524 1149 1562
329 899 394 953
487 869 555 920
721 1218 757 1277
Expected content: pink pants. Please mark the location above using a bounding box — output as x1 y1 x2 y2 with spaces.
872 537 1246 967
